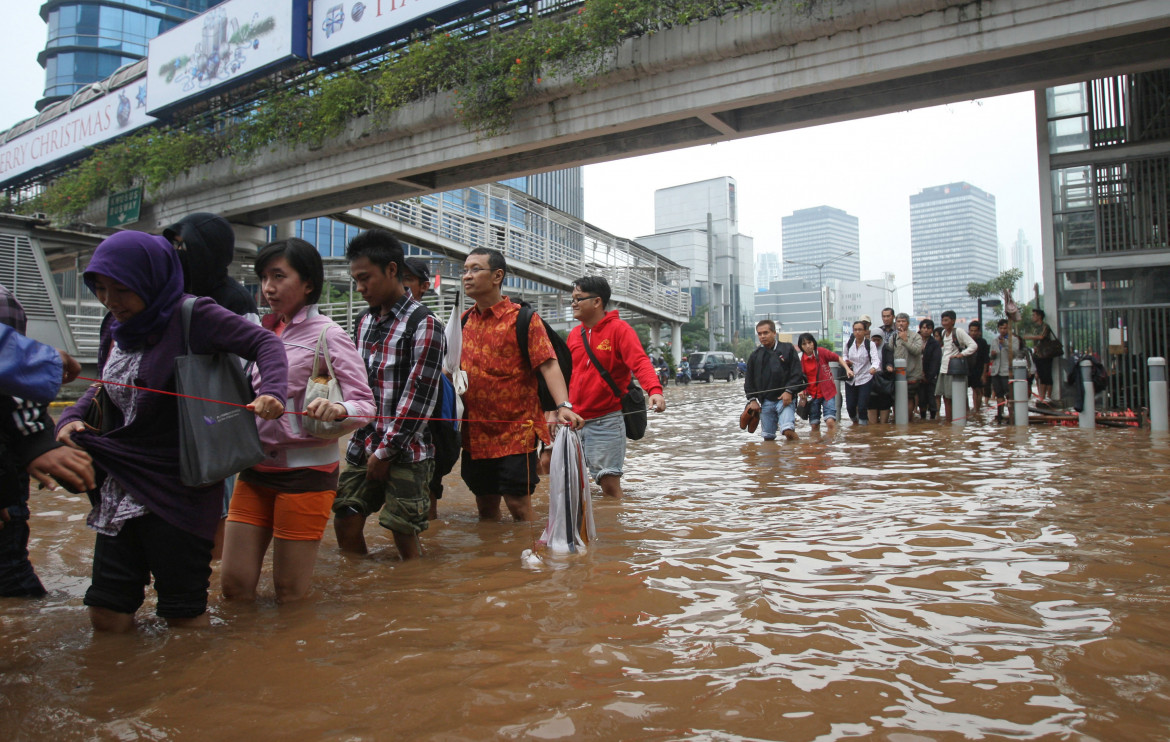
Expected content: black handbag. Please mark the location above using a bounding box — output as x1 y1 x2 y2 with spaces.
174 298 265 487
580 327 648 440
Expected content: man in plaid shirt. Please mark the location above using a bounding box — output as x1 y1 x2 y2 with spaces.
331 231 445 559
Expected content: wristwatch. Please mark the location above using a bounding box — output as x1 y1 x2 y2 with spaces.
557 401 573 410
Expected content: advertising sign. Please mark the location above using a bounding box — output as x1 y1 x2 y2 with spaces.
312 0 488 59
0 82 154 187
147 0 308 115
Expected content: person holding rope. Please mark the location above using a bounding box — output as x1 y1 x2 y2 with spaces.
332 230 444 560
219 238 375 602
459 248 583 522
744 319 805 441
55 231 288 632
567 276 665 499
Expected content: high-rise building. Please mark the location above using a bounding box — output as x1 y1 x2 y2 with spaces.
1010 229 1038 299
755 252 781 292
909 182 998 322
38 1 225 111
499 169 584 219
638 177 755 343
780 206 861 283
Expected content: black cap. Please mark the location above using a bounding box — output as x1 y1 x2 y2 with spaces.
403 258 430 287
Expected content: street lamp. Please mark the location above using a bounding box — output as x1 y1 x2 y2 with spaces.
977 297 1002 328
785 250 855 340
864 280 917 308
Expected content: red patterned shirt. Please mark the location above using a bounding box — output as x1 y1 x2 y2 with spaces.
461 297 554 459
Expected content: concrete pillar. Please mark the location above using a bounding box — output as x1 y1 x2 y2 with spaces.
650 323 661 351
1079 359 1095 429
273 221 295 240
1012 359 1029 428
1149 358 1167 432
671 323 683 365
829 361 843 417
894 358 908 425
949 358 967 427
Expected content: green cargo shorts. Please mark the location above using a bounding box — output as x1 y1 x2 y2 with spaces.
334 459 434 536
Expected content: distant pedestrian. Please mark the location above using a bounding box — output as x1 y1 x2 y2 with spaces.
919 319 941 420
967 321 991 415
877 308 896 345
744 320 804 441
867 331 896 424
1023 308 1058 403
988 319 1029 421
842 321 880 425
936 310 976 423
888 312 923 422
797 333 849 432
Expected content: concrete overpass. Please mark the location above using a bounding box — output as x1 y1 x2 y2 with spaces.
118 0 1170 229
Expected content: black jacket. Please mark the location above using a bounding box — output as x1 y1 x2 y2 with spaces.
922 336 942 382
168 212 258 318
745 341 805 402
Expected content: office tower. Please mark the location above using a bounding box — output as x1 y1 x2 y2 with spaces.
1011 229 1038 298
909 182 998 321
780 206 861 283
499 169 584 219
638 177 755 342
755 252 781 292
38 1 225 110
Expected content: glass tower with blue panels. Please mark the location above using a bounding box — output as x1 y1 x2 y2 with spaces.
38 1 225 110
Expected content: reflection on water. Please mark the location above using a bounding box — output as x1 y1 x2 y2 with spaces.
4 382 1170 740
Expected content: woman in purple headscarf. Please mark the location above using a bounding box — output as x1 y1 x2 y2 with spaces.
55 231 289 633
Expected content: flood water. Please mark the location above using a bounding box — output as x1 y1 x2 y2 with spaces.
4 381 1170 740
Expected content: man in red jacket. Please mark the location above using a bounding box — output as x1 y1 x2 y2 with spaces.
567 277 666 499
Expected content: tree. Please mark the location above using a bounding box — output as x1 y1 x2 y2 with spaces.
681 305 710 352
967 269 1024 320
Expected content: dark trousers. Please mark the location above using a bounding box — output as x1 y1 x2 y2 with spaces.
0 497 46 598
917 377 938 419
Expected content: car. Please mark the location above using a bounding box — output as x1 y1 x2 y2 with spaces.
688 351 738 382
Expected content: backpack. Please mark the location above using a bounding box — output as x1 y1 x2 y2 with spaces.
462 299 572 412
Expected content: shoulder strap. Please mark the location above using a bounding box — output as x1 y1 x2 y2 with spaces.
515 302 534 370
181 297 196 354
312 325 334 379
580 326 623 399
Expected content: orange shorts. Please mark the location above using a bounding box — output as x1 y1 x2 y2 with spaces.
227 481 335 541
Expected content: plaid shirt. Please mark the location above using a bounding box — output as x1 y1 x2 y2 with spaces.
0 283 27 333
346 293 445 464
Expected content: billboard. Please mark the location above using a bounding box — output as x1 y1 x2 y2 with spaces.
312 0 488 59
0 82 155 187
147 0 309 115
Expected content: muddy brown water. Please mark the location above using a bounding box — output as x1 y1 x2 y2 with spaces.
3 382 1170 740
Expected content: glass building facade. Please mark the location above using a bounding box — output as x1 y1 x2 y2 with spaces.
780 205 861 284
1039 68 1170 411
38 1 224 109
909 182 999 323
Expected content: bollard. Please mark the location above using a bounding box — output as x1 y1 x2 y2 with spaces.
1149 357 1168 432
949 357 967 426
1079 359 1095 429
830 361 844 419
894 359 908 424
1012 358 1029 427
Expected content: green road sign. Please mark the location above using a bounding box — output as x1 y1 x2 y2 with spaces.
106 186 142 227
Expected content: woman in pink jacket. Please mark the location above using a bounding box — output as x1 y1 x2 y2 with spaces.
220 239 374 603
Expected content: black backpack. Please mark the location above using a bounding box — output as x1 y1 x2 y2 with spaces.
462 299 572 412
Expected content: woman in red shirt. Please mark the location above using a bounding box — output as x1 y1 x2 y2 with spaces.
797 333 850 432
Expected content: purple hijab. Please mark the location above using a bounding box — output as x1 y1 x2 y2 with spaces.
84 231 184 350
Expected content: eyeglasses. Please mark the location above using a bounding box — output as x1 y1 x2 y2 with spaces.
461 266 491 276
570 295 599 305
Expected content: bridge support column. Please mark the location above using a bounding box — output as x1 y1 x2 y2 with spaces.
671 323 683 365
650 323 661 352
273 221 295 240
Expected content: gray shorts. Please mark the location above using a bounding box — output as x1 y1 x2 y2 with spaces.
579 411 626 482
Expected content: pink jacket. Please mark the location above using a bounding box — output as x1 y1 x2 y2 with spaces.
250 305 375 470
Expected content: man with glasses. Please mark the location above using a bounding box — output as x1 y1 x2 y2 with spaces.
567 277 665 499
460 248 582 522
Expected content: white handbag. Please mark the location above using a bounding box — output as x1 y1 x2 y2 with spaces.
302 327 349 439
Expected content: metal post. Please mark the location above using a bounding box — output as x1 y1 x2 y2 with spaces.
1012 359 1029 428
829 361 843 418
949 358 967 427
894 359 908 424
1079 359 1095 429
1148 357 1167 432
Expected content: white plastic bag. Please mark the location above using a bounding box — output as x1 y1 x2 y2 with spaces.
302 326 349 439
539 427 596 554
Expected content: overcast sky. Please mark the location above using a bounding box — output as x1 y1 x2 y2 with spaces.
4 2 1043 312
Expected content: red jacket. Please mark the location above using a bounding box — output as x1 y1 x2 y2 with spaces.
800 346 842 400
568 311 663 421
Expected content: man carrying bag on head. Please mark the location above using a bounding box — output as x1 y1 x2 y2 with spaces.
567 277 665 500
